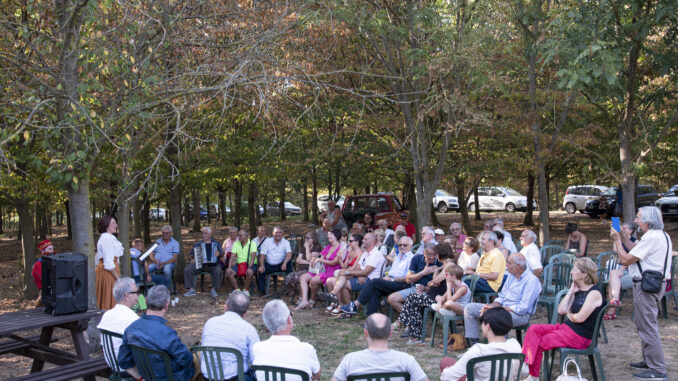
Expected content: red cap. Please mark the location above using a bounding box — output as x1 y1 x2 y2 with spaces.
37 239 53 253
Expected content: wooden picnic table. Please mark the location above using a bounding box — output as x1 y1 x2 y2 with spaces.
0 308 106 380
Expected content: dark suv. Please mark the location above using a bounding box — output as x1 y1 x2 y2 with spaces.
584 185 660 218
342 194 407 228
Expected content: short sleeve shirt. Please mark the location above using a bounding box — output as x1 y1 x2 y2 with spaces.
232 240 258 264
408 255 442 285
153 237 180 263
333 349 427 381
360 248 386 280
628 229 672 280
252 336 320 381
476 248 506 292
520 243 543 272
261 238 292 265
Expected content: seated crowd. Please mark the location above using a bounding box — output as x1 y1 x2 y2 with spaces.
92 207 672 381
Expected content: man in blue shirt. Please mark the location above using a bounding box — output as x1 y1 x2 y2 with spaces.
463 253 542 345
118 285 195 381
148 225 180 292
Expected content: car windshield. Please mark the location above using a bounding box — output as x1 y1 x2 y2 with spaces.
663 190 678 197
436 190 452 197
602 188 617 196
503 188 523 196
392 196 403 210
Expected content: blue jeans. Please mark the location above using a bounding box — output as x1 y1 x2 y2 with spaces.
148 263 175 292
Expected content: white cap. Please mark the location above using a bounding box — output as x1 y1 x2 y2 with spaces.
434 228 445 235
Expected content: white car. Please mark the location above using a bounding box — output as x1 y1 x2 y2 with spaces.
467 187 536 212
562 185 609 214
433 189 459 213
317 194 345 213
655 189 678 219
149 208 167 221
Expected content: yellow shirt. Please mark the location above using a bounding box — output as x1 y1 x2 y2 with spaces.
476 248 506 292
232 240 258 265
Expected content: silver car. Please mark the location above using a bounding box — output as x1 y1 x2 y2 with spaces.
467 187 535 213
562 185 609 214
433 189 459 213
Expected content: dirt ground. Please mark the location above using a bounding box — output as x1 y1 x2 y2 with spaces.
0 211 677 380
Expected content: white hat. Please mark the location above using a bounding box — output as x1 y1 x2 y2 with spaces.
434 228 445 235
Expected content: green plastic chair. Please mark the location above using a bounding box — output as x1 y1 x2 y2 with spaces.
594 251 617 267
465 353 525 381
540 245 564 266
129 344 176 381
252 365 310 381
543 240 565 249
660 256 678 319
512 296 540 345
100 329 134 381
548 254 576 266
538 262 572 318
192 346 245 381
347 372 410 381
545 302 610 381
427 275 479 356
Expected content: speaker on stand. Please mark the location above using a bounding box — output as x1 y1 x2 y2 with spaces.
42 252 88 315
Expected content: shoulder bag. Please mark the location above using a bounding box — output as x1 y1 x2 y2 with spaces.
636 233 669 294
555 356 588 381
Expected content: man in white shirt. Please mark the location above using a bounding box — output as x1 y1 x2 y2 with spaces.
257 226 293 296
253 300 321 381
345 237 415 315
96 278 141 379
441 307 522 381
519 229 543 277
332 313 427 381
252 225 269 253
610 206 671 381
338 233 386 314
201 291 259 381
494 218 517 254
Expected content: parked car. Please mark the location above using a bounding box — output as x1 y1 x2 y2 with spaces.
584 185 660 218
341 193 406 228
317 194 345 213
149 208 167 221
433 189 459 213
242 201 264 215
655 189 678 219
266 201 302 216
562 185 609 214
466 187 535 212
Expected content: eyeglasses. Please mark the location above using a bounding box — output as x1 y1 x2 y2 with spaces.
398 244 410 247
128 290 140 295
349 239 358 242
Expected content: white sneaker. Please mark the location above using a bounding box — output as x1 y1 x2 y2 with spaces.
210 289 218 298
183 289 196 297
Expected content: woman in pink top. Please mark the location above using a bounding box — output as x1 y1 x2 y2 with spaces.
297 229 343 310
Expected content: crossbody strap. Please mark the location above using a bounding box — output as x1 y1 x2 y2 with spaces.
636 232 670 277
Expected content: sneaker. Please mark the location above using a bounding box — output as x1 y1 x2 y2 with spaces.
243 290 250 296
399 328 410 338
633 370 667 380
183 289 196 297
340 302 357 315
630 361 650 370
210 289 218 298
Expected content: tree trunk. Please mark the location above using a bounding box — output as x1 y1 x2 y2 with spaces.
431 204 440 227
253 183 262 227
117 159 132 277
620 40 641 222
142 191 151 244
524 172 535 226
169 184 183 280
133 196 142 240
279 179 286 221
248 182 257 236
0 206 3 234
206 194 211 224
191 188 201 232
219 189 227 226
182 193 191 226
327 167 333 200
473 186 481 221
456 176 472 236
334 160 341 197
312 167 319 225
16 199 38 299
302 178 309 222
65 200 72 239
233 180 242 229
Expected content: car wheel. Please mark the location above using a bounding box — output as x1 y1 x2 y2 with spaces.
468 203 476 212
565 203 576 214
437 202 448 213
505 203 516 213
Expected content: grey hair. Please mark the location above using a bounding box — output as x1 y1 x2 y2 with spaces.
229 227 239 233
273 226 284 234
638 206 664 230
399 236 413 245
422 226 435 236
226 291 251 317
511 254 528 270
622 222 638 238
450 222 462 230
483 231 499 244
239 229 249 237
161 225 173 233
201 226 212 234
373 229 385 240
424 241 437 251
112 277 136 302
262 299 290 334
146 285 170 311
524 229 537 243
494 218 504 227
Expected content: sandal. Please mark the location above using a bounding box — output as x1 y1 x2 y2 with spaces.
609 299 622 307
330 307 343 315
326 303 337 313
603 313 616 320
295 301 311 310
308 300 315 308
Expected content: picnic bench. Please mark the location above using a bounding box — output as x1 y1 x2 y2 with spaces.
0 308 109 381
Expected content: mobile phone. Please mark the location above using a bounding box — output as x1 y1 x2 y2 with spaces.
611 217 621 232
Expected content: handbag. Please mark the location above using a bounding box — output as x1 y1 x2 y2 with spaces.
309 260 325 275
237 241 253 277
636 233 669 294
555 356 588 381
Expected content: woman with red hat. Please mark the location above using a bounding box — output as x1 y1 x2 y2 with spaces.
31 239 55 291
95 216 123 310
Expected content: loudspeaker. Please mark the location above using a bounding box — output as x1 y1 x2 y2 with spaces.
42 252 88 315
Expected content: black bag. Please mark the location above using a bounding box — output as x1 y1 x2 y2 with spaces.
637 233 669 294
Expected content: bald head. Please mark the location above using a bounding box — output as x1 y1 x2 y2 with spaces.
365 313 391 340
507 253 528 276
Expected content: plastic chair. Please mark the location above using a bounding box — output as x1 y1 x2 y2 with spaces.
660 256 678 319
347 372 410 381
100 329 134 381
543 240 565 248
594 251 617 267
426 275 479 356
540 245 564 266
512 297 540 345
192 346 245 381
252 365 310 381
465 353 525 381
548 253 576 266
129 344 176 381
545 302 610 381
538 263 572 318
264 259 296 296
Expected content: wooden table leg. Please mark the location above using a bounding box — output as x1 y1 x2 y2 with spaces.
29 326 54 373
70 327 96 381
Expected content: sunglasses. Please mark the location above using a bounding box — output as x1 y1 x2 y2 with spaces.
349 239 358 242
398 244 410 247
